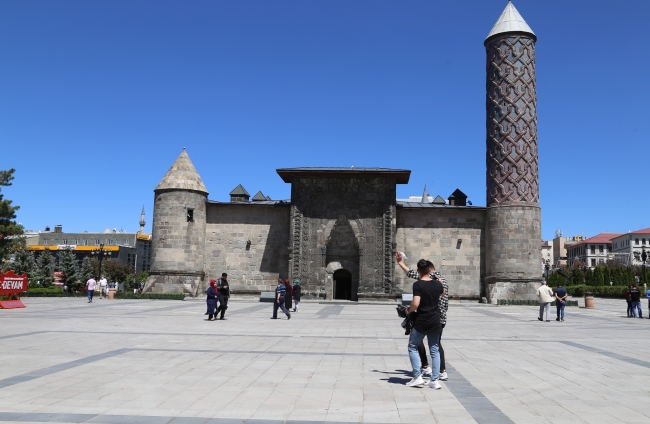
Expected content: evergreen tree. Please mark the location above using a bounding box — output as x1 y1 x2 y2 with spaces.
548 270 565 287
572 268 584 286
603 266 611 286
585 268 595 286
12 248 36 279
78 257 93 287
34 250 55 287
58 250 79 291
0 169 24 261
593 266 605 286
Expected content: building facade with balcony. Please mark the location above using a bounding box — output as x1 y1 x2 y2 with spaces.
610 228 650 266
566 233 622 268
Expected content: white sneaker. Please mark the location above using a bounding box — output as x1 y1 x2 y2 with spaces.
405 376 425 388
439 371 448 381
429 380 441 390
422 366 432 377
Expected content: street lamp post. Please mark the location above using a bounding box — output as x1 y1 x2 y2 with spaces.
642 247 647 292
91 243 111 282
545 260 550 283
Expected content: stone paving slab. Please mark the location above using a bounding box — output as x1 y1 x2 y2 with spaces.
0 297 649 423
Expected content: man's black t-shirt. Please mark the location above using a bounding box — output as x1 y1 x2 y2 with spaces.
630 288 641 302
412 279 444 335
219 283 230 297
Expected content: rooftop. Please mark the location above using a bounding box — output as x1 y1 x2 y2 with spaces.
155 149 208 195
568 233 624 249
485 1 535 43
277 167 411 184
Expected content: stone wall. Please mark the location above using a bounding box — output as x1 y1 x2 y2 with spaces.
204 203 290 294
394 207 486 300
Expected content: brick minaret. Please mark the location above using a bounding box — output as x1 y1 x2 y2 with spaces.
484 2 542 302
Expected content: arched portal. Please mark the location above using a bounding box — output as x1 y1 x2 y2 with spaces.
333 269 353 300
326 215 359 301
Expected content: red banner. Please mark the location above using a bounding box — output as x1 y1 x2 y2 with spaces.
0 271 29 296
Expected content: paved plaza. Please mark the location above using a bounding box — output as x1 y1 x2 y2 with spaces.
1 297 650 424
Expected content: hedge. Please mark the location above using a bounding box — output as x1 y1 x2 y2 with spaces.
564 285 629 298
20 290 185 300
497 299 578 307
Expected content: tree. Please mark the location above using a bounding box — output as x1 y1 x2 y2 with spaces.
12 249 35 277
571 268 584 286
603 266 611 286
0 169 24 261
103 260 134 289
34 250 55 287
548 270 565 287
593 265 605 286
78 257 94 287
58 250 79 291
585 268 596 286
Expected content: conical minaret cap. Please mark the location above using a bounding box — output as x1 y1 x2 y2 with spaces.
155 149 209 195
485 1 535 43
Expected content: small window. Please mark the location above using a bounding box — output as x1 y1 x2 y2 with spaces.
591 259 596 267
83 239 88 246
62 239 68 245
599 245 604 253
643 238 647 245
590 245 595 254
635 238 639 245
95 239 100 244
187 209 194 223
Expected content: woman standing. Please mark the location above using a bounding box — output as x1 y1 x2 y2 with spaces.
284 279 293 311
206 280 218 321
292 279 301 312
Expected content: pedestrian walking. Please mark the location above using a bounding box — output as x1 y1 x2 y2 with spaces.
99 276 107 299
86 277 97 303
537 281 554 322
625 286 633 317
647 286 650 319
402 259 444 390
271 279 291 320
206 280 218 321
554 283 568 321
292 279 301 312
397 252 449 381
216 276 230 320
284 279 293 311
630 284 643 318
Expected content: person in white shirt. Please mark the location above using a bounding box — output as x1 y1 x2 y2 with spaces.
99 277 108 299
86 278 97 303
536 281 555 322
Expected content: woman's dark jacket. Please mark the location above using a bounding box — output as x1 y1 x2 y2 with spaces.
293 285 301 301
284 283 293 309
206 287 217 313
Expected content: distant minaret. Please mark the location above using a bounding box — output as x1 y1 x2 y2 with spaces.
484 1 542 301
139 206 146 233
420 184 430 204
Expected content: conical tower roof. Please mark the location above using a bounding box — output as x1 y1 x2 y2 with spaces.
486 1 535 42
155 149 208 195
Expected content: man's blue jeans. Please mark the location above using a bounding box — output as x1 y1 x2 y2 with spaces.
632 301 643 318
556 300 565 319
87 289 94 301
273 297 290 318
408 328 440 380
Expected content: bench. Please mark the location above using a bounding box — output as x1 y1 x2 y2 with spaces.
259 292 275 303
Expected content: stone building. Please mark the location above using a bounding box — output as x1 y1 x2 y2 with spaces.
144 2 543 302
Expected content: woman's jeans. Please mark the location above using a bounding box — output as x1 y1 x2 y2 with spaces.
408 328 440 380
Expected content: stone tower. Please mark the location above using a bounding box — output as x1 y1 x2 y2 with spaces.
144 149 208 296
139 205 146 233
484 2 542 301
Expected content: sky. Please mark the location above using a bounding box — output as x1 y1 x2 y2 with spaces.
1 0 648 240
